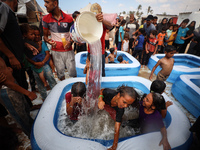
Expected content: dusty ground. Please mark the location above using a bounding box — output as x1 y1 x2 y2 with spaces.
5 61 197 150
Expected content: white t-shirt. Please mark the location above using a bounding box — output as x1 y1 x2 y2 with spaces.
123 40 129 52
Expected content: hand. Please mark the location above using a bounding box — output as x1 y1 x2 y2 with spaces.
9 55 21 70
180 36 185 40
72 97 82 105
98 100 105 110
108 146 117 150
146 50 149 54
27 91 37 101
64 41 72 50
149 75 152 81
48 40 57 48
166 101 173 108
38 41 42 46
159 137 171 150
96 13 103 22
25 43 39 55
34 62 44 68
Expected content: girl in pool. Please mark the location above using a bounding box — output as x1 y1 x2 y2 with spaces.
98 85 139 150
139 92 171 150
66 82 86 122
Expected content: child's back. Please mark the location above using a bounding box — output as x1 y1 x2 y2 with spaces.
108 48 117 63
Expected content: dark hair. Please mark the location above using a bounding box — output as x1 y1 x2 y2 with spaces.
151 30 157 36
162 27 167 31
20 23 31 35
30 25 40 31
182 19 190 24
169 25 173 29
165 45 176 53
109 47 115 54
72 11 80 19
173 24 178 27
121 19 126 25
139 28 145 34
71 82 86 98
152 92 164 112
124 33 129 39
117 55 123 62
153 16 158 20
105 51 108 57
117 85 139 103
150 80 166 94
147 15 154 20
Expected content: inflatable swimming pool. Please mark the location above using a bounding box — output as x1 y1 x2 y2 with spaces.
75 51 140 77
148 54 200 83
31 76 192 150
172 75 200 118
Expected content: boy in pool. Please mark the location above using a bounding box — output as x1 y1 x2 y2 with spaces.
117 56 129 64
149 45 176 81
66 82 86 122
108 47 117 63
150 80 173 118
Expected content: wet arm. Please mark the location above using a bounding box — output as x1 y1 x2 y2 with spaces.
98 89 105 110
108 122 121 150
149 60 161 80
159 127 171 150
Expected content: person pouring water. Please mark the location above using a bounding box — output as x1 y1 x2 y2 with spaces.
98 85 139 150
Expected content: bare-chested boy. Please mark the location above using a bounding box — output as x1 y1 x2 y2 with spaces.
149 45 176 81
108 47 117 63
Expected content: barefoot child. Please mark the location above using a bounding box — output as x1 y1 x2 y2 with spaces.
20 24 48 87
66 82 86 122
108 47 117 63
149 45 176 81
121 33 129 52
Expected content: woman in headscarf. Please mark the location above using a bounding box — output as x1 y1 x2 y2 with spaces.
156 18 168 33
167 18 173 29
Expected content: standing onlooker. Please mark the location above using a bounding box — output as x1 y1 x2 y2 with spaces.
118 20 126 50
142 30 158 67
143 15 156 38
173 19 193 53
153 16 158 28
43 0 76 80
121 33 129 52
126 14 139 53
114 17 121 49
167 18 173 29
132 28 145 63
72 11 87 53
157 27 167 53
166 24 178 46
157 18 168 33
105 29 110 50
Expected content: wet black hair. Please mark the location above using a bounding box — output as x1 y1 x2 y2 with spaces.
105 51 108 57
152 92 164 112
71 82 86 98
150 30 158 36
72 11 80 19
109 47 115 54
117 55 123 63
139 28 145 35
117 85 139 106
182 19 190 24
150 80 166 94
165 45 176 53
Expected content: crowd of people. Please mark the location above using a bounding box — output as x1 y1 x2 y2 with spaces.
0 0 199 150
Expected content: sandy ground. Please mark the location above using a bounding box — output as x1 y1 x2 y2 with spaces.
5 57 197 150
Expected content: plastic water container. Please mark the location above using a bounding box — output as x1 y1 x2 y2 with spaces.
70 11 103 43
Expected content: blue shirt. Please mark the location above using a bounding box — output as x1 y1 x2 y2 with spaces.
135 35 144 49
175 27 189 44
41 41 50 54
118 26 125 42
143 23 156 37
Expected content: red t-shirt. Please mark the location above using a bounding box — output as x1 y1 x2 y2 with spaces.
147 38 158 52
65 92 82 120
88 24 107 54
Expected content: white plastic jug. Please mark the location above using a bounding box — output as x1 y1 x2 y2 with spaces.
70 11 103 43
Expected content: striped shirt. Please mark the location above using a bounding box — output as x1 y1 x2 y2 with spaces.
42 10 73 52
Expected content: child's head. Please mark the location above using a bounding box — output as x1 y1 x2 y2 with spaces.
30 25 41 42
138 28 145 35
72 11 80 20
121 19 126 26
142 92 164 112
153 16 158 24
173 24 178 31
116 85 139 108
125 27 130 32
181 19 190 28
71 82 86 98
165 45 176 57
161 27 167 34
117 55 123 63
109 47 115 54
124 33 129 40
150 30 157 38
105 51 108 58
168 25 173 31
20 23 35 41
150 80 166 94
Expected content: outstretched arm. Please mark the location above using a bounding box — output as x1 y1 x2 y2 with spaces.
149 60 161 80
98 89 105 110
108 122 121 150
159 127 171 150
96 13 113 30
